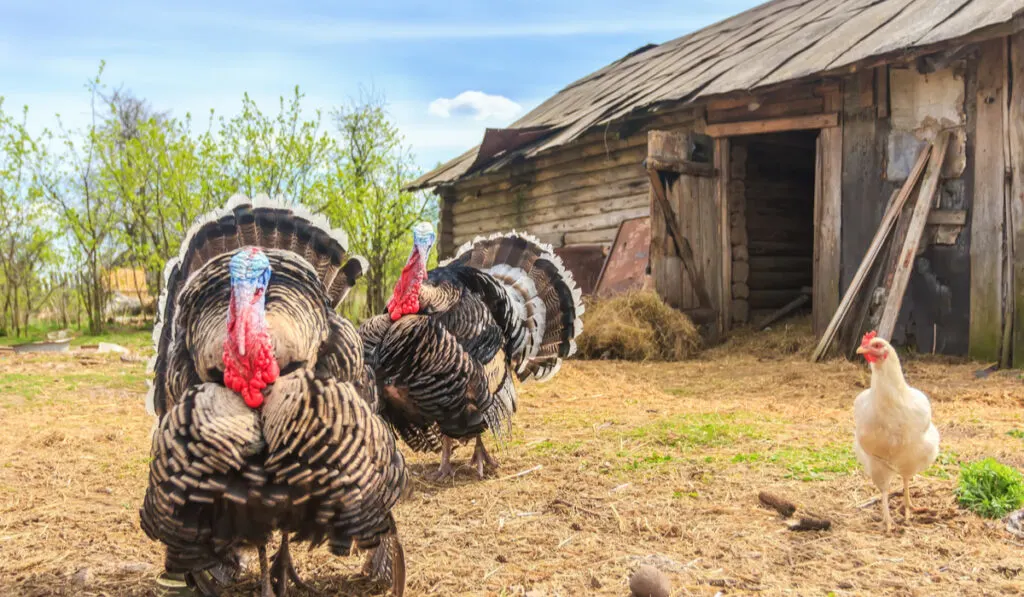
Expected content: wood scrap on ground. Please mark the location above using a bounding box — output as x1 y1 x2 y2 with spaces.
758 491 797 517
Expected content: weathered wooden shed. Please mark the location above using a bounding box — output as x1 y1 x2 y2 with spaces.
408 0 1024 364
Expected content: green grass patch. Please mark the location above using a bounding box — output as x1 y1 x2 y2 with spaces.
955 458 1024 519
529 439 583 456
0 370 147 405
732 444 858 481
1007 430 1024 440
619 451 674 471
0 324 153 351
626 413 765 450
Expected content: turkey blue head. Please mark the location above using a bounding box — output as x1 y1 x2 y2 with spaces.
387 221 436 321
222 246 279 408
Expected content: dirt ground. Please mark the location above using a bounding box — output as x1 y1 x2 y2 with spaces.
2 320 1024 596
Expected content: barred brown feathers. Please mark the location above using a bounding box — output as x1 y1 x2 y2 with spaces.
140 194 408 596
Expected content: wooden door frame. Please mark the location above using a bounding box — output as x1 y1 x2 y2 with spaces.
707 101 843 337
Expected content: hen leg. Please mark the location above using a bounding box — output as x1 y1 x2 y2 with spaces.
270 534 310 596
427 437 455 481
880 490 893 533
469 436 499 479
902 476 929 517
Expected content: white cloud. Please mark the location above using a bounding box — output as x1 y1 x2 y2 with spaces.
427 91 522 122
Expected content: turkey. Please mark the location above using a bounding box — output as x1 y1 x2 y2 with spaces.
359 224 584 480
140 194 409 597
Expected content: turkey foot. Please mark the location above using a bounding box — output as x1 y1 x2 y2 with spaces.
426 437 455 482
270 534 310 596
469 437 499 479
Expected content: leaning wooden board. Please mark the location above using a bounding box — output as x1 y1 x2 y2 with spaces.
876 130 953 341
810 141 932 362
594 216 651 298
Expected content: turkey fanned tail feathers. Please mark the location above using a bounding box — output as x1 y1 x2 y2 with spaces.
444 230 584 382
146 193 366 419
362 230 584 452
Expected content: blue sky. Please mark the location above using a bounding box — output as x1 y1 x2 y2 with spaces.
0 0 762 172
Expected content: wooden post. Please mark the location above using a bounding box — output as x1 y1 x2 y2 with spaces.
716 137 731 333
970 39 1008 362
1010 33 1024 368
813 91 843 337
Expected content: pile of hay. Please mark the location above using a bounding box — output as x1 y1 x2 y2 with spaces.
576 290 701 361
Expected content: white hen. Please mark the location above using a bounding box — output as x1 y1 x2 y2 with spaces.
853 331 940 532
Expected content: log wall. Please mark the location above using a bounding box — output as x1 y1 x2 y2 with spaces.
439 108 701 258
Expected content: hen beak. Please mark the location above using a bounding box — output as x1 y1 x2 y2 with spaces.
855 346 868 355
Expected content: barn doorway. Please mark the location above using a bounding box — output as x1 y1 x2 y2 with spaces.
728 130 818 326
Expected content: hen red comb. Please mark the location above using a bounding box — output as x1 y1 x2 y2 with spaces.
861 330 878 346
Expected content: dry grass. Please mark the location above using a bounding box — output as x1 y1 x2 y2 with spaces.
577 291 701 361
2 318 1024 596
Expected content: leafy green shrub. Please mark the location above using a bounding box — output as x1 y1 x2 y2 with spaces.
955 458 1024 519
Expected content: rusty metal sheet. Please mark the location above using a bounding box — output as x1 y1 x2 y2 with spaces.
553 244 607 296
594 216 651 298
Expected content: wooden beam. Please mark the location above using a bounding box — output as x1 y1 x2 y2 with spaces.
642 157 716 177
1010 32 1024 368
705 113 839 138
811 144 933 361
645 167 713 310
812 93 843 338
715 137 731 333
877 131 952 341
926 210 967 226
969 39 1008 362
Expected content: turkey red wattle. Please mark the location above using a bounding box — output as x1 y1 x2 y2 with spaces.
222 248 279 409
387 247 426 321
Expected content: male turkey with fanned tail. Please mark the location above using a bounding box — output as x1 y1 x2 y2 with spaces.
359 223 584 481
140 194 409 597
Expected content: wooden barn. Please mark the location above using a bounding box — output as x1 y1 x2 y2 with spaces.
407 0 1024 365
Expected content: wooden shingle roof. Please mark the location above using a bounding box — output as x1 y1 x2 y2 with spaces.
408 0 1022 191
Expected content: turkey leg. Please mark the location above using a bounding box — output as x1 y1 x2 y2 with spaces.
427 437 455 481
258 545 274 597
270 533 310 596
469 436 499 479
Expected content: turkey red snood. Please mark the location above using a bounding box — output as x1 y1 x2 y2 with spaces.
223 247 279 408
386 222 436 321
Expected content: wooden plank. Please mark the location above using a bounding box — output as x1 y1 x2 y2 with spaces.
706 113 839 138
758 292 812 330
926 210 967 226
643 157 716 178
810 143 932 361
716 137 731 333
646 167 713 309
877 130 952 341
1011 32 1024 368
707 96 824 124
813 91 843 338
875 66 890 118
969 39 1007 362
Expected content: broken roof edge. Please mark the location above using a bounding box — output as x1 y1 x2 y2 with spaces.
406 14 1023 193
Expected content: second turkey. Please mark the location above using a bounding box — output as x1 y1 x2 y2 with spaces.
359 224 585 480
